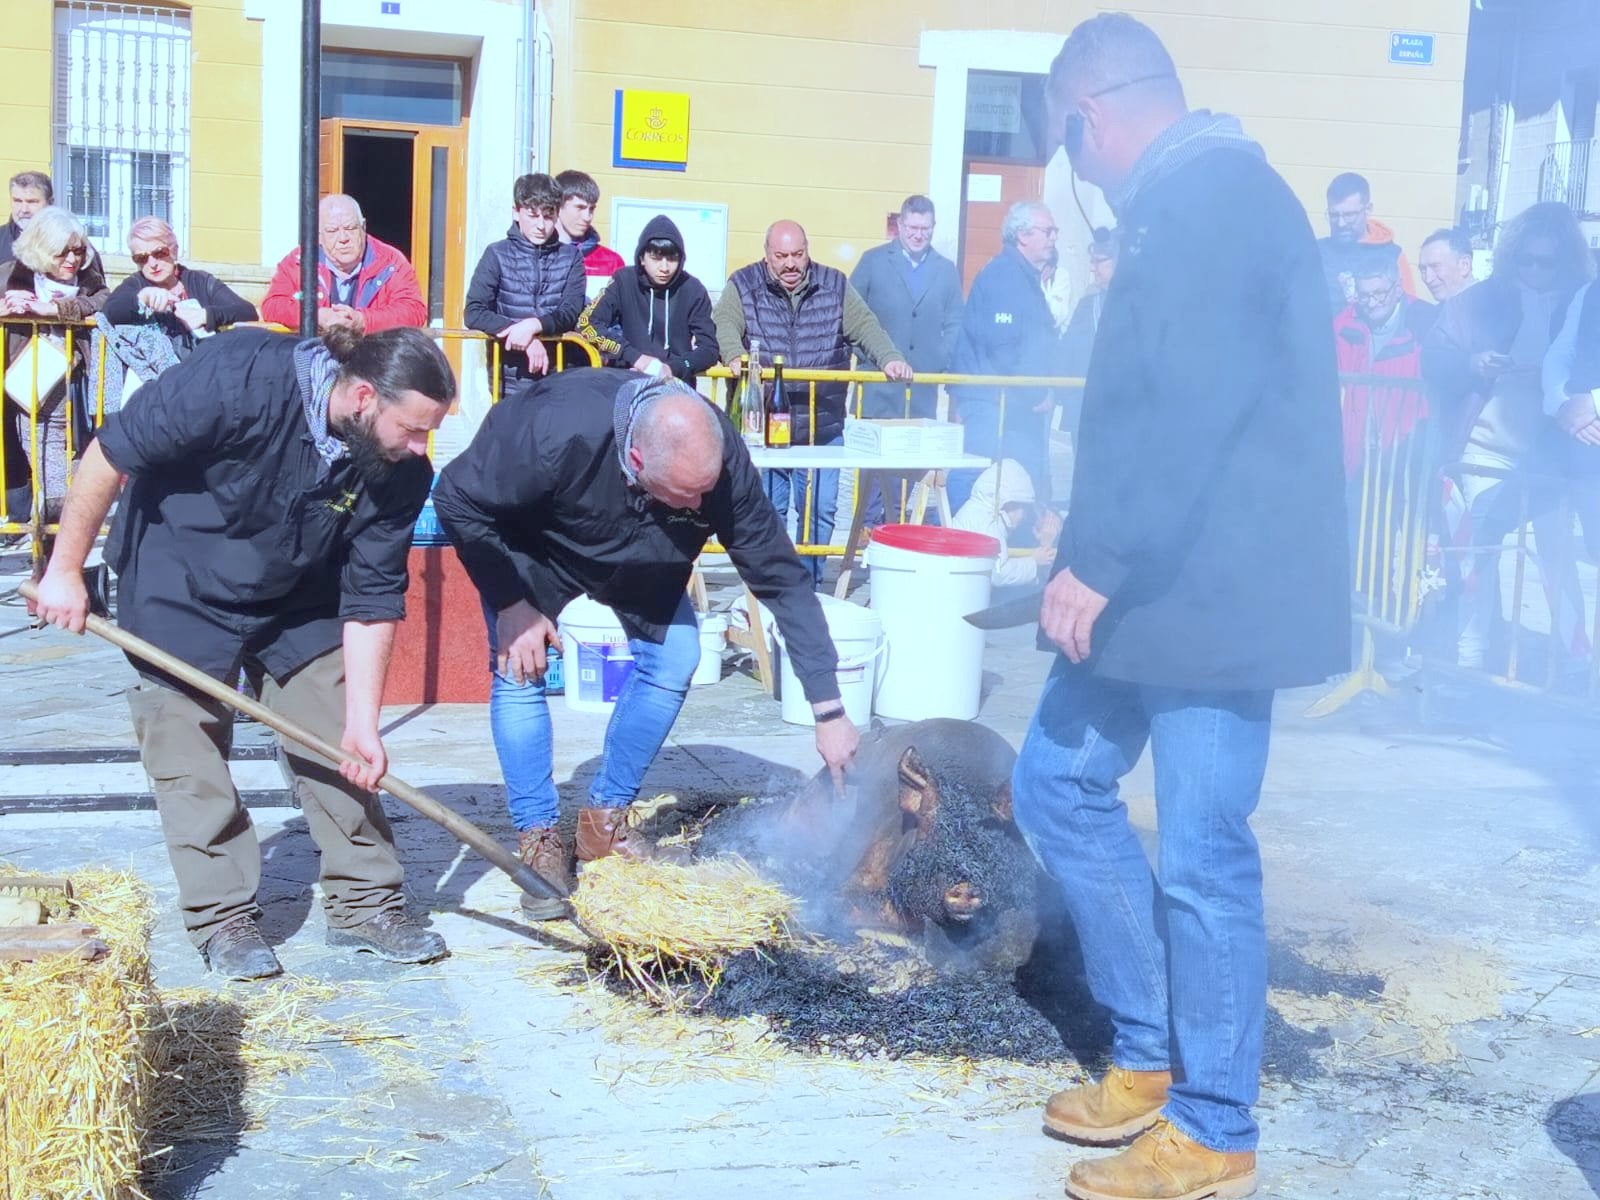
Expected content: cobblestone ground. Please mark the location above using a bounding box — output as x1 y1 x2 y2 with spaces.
2 543 1598 1199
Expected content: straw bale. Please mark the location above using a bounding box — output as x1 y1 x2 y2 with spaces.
0 866 156 1200
570 856 797 1003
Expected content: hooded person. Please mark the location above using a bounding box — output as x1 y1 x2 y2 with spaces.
950 459 1061 587
577 216 719 384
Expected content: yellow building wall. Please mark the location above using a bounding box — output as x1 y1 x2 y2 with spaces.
186 0 262 265
547 0 1468 283
0 0 55 191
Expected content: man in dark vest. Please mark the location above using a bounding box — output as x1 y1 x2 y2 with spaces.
714 220 912 585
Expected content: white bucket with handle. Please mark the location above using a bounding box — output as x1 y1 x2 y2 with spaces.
773 594 884 727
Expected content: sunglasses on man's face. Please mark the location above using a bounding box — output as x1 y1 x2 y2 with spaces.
132 247 174 266
1061 71 1176 160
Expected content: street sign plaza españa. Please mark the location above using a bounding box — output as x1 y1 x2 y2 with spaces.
613 89 691 172
1389 32 1435 67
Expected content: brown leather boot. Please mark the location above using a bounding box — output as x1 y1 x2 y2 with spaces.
1065 1120 1256 1200
516 826 574 920
1045 1066 1172 1143
575 806 656 864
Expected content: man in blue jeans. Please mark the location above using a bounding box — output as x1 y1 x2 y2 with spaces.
432 368 859 919
1017 17 1348 1200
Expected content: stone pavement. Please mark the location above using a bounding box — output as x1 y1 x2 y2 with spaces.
2 548 1599 1199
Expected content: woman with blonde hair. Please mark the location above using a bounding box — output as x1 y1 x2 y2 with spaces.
1 205 108 526
104 215 257 354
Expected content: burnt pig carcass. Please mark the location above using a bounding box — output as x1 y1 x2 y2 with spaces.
701 719 1039 970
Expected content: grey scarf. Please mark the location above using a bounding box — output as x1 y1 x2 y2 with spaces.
1107 109 1265 217
293 338 346 466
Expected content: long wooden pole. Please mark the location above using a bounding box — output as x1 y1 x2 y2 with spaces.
20 583 572 911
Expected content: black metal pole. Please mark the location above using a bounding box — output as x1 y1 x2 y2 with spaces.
298 0 322 336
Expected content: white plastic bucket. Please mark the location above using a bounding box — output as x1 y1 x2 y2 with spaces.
774 594 884 727
558 596 635 714
867 524 998 720
691 612 729 688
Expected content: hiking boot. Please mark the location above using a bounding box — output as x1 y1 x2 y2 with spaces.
516 825 574 921
575 805 660 864
326 909 448 963
1046 1067 1173 1143
1065 1119 1257 1200
200 915 283 981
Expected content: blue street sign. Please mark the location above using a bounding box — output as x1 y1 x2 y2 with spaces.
381 1 400 13
1390 32 1435 66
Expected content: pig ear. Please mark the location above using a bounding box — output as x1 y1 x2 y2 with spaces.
897 746 939 822
992 780 1014 824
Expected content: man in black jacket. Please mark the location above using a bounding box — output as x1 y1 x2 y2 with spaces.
433 369 860 917
1012 16 1347 1200
576 215 719 383
948 201 1069 508
465 173 587 396
33 327 457 980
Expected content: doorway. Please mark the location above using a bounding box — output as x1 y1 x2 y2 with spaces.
318 117 468 327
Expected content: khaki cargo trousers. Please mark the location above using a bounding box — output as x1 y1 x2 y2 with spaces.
129 649 405 946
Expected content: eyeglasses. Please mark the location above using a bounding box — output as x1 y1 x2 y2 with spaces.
321 222 364 236
131 246 174 266
54 244 88 261
1024 225 1060 238
1062 72 1177 158
1326 206 1370 225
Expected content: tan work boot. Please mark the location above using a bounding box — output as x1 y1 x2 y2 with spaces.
1045 1066 1172 1143
516 826 574 921
1066 1119 1257 1200
575 806 657 864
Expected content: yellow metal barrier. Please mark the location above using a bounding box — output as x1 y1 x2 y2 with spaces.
1 320 600 565
1306 373 1435 717
699 363 1083 560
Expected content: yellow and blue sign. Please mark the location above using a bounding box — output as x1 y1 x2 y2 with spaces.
613 89 690 172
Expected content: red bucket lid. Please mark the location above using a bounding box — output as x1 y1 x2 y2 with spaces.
871 524 1000 558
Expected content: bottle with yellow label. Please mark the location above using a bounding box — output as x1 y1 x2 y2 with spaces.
765 354 791 448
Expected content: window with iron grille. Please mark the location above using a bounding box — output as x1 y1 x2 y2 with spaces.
52 2 191 250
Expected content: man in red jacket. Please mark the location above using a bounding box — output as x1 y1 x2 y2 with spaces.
260 195 426 334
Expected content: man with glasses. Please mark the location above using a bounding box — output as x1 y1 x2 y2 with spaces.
946 200 1066 510
1318 171 1417 317
850 195 964 523
260 194 426 335
1016 15 1347 1200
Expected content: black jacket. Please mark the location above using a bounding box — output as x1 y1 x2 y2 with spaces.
1056 145 1349 691
103 266 259 356
432 368 842 702
95 329 432 682
949 246 1064 409
577 215 718 382
464 226 587 395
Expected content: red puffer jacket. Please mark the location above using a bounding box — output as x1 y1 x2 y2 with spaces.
259 234 426 333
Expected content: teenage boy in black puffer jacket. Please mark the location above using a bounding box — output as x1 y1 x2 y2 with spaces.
577 215 719 385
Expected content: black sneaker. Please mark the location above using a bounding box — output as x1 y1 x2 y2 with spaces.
200 916 284 981
326 910 447 963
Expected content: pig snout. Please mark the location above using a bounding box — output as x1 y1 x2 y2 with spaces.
942 882 985 922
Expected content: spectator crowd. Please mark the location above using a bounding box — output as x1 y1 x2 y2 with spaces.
5 154 1600 684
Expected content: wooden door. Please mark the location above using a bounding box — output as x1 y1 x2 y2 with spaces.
958 159 1046 292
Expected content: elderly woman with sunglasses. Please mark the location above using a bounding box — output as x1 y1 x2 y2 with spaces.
1 205 110 526
103 216 257 355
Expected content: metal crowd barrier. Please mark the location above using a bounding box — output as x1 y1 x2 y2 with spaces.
0 319 598 565
698 364 1083 558
1306 373 1436 717
1308 371 1600 715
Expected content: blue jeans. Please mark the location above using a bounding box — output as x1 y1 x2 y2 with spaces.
483 594 702 830
1012 659 1274 1152
765 434 841 586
